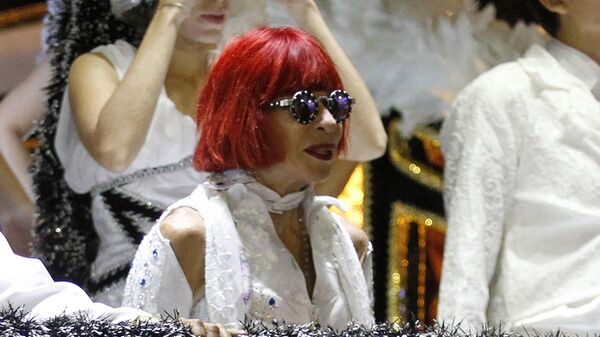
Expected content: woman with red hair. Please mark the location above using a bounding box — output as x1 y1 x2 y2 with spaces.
123 22 375 333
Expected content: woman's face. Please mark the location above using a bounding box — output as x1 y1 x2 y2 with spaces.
179 0 229 44
267 90 344 189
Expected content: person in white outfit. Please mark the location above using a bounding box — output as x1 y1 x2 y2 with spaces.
50 0 384 307
123 25 375 333
437 0 600 333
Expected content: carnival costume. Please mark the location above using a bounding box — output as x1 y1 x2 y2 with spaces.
32 0 150 291
438 39 600 332
123 170 374 331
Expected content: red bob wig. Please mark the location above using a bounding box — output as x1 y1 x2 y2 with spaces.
194 26 348 173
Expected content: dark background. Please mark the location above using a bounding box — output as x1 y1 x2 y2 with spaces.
1 1 44 11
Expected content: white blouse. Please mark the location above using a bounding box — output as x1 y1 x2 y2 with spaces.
55 39 200 196
123 170 374 331
437 40 600 333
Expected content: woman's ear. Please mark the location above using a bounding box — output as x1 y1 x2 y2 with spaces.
538 0 569 15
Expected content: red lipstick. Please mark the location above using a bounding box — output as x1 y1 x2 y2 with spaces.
304 144 336 161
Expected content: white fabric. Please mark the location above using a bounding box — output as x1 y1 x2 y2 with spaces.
438 40 600 333
55 40 199 195
0 233 144 322
54 40 205 306
245 182 306 214
110 0 142 18
267 0 543 134
123 170 374 331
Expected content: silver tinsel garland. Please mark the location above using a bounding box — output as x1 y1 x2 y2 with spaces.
0 306 574 337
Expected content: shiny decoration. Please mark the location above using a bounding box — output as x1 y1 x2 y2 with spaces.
388 119 443 193
387 202 446 323
0 306 569 337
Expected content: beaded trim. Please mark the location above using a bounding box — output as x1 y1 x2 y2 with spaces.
91 156 193 194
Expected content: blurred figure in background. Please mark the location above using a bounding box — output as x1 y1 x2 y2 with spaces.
0 0 59 256
438 0 600 332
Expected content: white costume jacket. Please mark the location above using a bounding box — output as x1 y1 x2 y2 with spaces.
438 40 600 333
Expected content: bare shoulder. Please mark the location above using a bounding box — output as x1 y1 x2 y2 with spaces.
336 214 370 261
159 206 206 245
69 51 117 81
159 206 206 297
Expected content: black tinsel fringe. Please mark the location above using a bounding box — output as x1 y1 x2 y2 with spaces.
0 307 583 337
30 0 145 288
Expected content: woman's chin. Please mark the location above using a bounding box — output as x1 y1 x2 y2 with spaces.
179 29 224 45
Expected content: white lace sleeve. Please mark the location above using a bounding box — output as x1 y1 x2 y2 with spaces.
437 70 521 328
122 225 193 318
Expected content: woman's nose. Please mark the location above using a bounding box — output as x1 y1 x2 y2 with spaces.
316 107 340 133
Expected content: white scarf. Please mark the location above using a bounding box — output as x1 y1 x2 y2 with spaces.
199 170 373 327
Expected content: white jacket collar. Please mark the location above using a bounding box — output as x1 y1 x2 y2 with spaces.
518 41 600 99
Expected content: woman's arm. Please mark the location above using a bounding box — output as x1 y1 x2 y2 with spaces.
67 1 193 172
278 0 387 196
159 207 206 304
0 155 34 256
280 0 387 162
123 206 204 317
0 56 51 201
125 208 244 336
0 56 52 256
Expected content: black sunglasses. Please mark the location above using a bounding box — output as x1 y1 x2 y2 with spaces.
266 90 355 124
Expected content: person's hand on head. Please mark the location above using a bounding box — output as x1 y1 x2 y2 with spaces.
274 0 320 26
157 0 196 25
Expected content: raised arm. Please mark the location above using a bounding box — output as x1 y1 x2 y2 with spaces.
277 0 387 196
67 1 193 172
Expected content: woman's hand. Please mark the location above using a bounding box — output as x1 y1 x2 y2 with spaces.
274 0 320 27
181 319 247 337
68 0 201 172
156 0 196 25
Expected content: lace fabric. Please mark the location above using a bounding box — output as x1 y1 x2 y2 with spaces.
438 44 600 331
123 171 374 329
